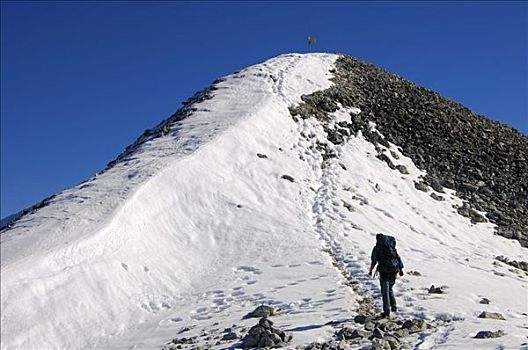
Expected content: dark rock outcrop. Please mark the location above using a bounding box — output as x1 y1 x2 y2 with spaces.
290 55 528 247
105 83 219 171
0 194 56 232
1 79 223 233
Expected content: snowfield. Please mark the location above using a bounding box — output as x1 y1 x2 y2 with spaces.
1 53 527 350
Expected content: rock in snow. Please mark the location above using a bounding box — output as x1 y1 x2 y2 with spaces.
428 285 446 294
478 311 505 320
243 305 276 319
474 330 505 339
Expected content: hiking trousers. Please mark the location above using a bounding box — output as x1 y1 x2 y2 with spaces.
379 272 397 313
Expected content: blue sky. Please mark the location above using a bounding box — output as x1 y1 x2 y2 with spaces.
1 1 527 218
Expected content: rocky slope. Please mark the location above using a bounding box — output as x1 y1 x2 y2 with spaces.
291 55 528 247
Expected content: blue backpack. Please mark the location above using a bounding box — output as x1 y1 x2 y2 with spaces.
377 235 401 274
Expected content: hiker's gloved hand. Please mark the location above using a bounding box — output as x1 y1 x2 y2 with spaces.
399 269 404 277
368 268 373 277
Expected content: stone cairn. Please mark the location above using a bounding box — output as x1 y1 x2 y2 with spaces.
241 305 292 349
241 317 292 349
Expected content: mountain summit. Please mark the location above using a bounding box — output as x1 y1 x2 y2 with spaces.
1 53 526 350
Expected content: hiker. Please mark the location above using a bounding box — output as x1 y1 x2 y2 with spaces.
368 233 404 317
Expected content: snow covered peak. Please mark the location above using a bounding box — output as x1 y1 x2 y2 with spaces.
0 53 338 261
1 53 526 350
1 52 339 348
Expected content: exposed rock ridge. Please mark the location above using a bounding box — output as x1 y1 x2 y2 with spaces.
290 54 528 247
103 82 220 171
0 81 221 233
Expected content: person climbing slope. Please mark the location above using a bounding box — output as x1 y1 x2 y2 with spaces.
369 233 404 317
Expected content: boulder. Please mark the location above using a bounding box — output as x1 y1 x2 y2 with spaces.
430 193 445 201
428 285 445 294
390 150 400 159
336 327 366 340
486 210 503 222
478 311 505 320
457 204 471 218
402 319 430 334
354 315 367 324
414 181 428 192
431 179 444 193
376 153 396 170
470 210 487 223
395 165 409 174
474 330 505 339
327 128 344 145
401 320 413 330
371 327 385 339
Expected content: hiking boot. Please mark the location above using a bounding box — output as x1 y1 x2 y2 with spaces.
380 311 390 318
